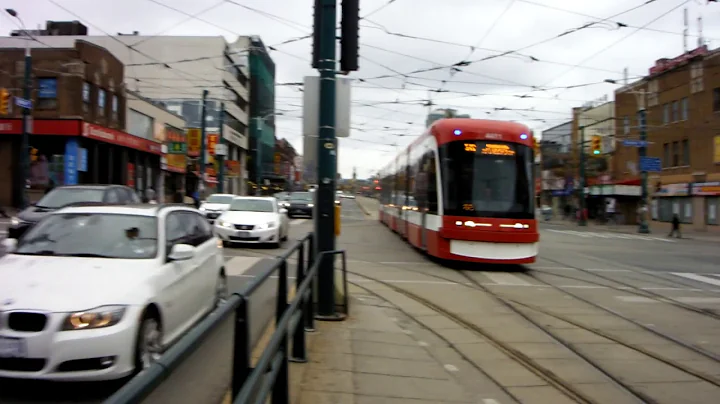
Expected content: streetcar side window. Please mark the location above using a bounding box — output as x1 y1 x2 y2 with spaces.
425 151 439 215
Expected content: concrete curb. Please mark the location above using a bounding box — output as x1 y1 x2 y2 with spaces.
540 220 718 242
355 199 371 216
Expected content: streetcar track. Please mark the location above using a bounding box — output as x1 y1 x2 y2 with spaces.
344 272 608 404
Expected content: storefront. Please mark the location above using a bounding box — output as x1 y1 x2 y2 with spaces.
651 182 720 230
0 119 162 207
162 126 187 202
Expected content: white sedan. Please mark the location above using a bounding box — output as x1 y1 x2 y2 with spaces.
0 204 227 381
214 197 289 248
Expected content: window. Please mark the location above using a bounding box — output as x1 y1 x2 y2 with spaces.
680 98 688 120
128 109 154 139
207 194 235 204
623 116 630 134
82 82 91 113
36 187 105 208
439 141 533 219
671 141 679 167
97 88 106 117
662 103 669 124
111 94 119 121
663 143 670 168
671 100 679 122
690 62 704 94
657 197 693 224
681 139 689 166
36 77 58 109
713 87 720 112
229 198 274 212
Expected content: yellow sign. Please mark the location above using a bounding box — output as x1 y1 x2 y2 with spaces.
187 128 201 157
481 144 515 156
207 134 218 155
165 153 186 173
714 136 720 164
464 143 477 152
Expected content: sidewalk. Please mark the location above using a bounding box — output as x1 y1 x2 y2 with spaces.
541 218 720 242
288 283 510 404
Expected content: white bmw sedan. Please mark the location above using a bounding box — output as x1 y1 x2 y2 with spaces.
0 204 227 381
214 197 289 248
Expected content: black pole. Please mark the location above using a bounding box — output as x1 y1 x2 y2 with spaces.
638 108 650 233
577 125 586 226
199 90 208 199
314 0 340 319
217 102 225 193
20 38 31 208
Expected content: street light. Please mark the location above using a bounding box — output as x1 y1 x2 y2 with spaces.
6 9 32 209
254 112 282 195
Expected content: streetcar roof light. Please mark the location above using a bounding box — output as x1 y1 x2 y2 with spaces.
453 129 462 135
520 133 528 140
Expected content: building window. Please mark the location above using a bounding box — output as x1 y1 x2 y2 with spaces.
623 116 629 134
662 103 669 124
647 80 659 107
680 98 688 120
36 77 58 109
128 109 154 139
690 62 704 94
663 143 670 168
713 87 720 112
681 139 689 166
111 94 118 121
672 141 679 167
82 82 91 113
97 88 106 117
671 100 679 122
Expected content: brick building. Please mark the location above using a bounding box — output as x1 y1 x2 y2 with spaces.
0 39 161 208
272 138 298 191
614 44 720 231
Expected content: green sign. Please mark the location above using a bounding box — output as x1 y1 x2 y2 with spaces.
168 142 186 154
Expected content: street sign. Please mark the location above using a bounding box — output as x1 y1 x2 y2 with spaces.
622 139 649 147
214 143 228 156
639 156 662 172
14 97 31 109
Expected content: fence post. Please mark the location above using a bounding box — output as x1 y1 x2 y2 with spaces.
305 236 316 331
272 260 290 404
231 297 251 397
290 243 308 363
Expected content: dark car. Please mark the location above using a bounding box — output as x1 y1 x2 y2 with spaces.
8 185 140 239
287 192 314 218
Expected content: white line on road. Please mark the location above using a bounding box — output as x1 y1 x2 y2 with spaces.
482 272 532 286
671 272 720 287
290 219 308 225
616 295 720 304
482 400 501 404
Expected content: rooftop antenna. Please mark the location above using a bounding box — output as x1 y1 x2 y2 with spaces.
683 7 689 52
623 67 628 85
698 15 704 48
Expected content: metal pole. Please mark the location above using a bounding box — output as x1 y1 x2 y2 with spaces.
315 0 340 318
578 125 587 226
20 30 31 208
199 90 209 199
217 102 225 193
638 108 650 234
255 117 262 196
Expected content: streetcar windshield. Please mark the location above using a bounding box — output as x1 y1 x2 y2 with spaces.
439 140 534 219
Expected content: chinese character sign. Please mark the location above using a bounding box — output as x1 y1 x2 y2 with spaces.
187 128 201 157
207 134 218 155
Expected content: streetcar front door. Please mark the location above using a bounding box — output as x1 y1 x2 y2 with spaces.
420 211 427 249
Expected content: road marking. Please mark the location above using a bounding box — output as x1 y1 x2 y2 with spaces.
482 272 532 286
671 272 720 287
443 364 459 372
482 400 501 404
290 219 308 225
418 341 429 347
616 296 720 304
546 229 676 242
224 256 268 276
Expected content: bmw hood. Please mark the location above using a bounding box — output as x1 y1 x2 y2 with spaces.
0 255 158 312
16 205 56 224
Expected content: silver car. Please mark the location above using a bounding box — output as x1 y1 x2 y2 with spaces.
200 193 235 223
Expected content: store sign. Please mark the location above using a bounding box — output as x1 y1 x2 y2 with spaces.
692 182 720 196
164 153 186 174
82 122 162 155
714 136 720 164
64 139 79 185
187 128 201 157
168 142 186 154
226 160 241 177
127 163 135 188
207 134 219 155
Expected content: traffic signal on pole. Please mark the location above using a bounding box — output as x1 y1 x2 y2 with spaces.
311 0 322 68
590 135 602 155
340 0 360 72
0 88 9 115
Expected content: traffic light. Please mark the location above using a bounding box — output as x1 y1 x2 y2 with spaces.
590 135 602 155
0 88 10 115
340 0 360 72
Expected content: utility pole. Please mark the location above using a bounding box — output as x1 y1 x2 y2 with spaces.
198 90 208 199
638 108 650 234
577 125 587 226
7 9 31 208
255 116 262 196
216 102 226 193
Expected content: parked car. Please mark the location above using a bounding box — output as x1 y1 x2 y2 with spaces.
0 204 226 381
287 192 314 218
199 193 235 224
213 197 289 248
8 185 140 239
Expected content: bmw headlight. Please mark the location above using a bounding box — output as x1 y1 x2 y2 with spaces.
308 203 314 207
61 305 127 331
217 219 233 228
10 217 20 226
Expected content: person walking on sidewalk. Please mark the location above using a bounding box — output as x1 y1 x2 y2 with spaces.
668 213 681 238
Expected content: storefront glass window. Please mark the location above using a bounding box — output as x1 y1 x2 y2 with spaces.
97 89 106 116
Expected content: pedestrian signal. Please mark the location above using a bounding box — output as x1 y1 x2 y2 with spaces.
590 135 602 155
0 88 10 115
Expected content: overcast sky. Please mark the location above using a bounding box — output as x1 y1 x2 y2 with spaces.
2 0 719 179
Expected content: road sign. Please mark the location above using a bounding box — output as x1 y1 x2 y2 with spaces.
14 97 31 109
622 139 649 147
639 156 662 172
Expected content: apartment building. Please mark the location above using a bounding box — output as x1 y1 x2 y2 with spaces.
614 44 720 231
0 23 251 195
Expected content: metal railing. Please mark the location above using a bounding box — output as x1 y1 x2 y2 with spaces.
104 232 348 404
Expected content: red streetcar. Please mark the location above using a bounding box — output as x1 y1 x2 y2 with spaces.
378 118 539 264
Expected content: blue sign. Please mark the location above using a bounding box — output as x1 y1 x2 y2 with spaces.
639 156 662 173
78 148 88 172
14 97 31 109
38 78 57 99
622 139 649 147
64 138 79 185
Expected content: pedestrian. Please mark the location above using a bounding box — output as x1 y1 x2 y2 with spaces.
668 213 681 238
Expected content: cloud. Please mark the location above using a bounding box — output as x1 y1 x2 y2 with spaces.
3 0 719 178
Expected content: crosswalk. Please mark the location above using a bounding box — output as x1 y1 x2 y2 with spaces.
670 272 720 288
290 218 309 226
545 229 676 242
